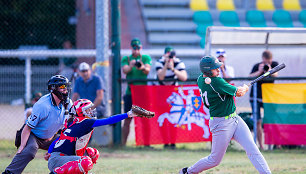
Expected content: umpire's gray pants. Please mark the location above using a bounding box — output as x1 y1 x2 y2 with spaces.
187 116 271 174
5 133 58 174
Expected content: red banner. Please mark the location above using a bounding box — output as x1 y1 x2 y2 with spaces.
131 85 212 146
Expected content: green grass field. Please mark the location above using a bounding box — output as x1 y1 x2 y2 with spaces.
1 140 306 174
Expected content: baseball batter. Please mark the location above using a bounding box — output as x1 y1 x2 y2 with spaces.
179 56 271 174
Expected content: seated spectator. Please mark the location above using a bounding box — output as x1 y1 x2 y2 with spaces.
24 91 43 122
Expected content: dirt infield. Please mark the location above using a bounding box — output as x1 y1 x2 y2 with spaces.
0 105 25 140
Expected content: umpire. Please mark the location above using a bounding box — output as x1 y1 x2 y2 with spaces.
2 75 72 174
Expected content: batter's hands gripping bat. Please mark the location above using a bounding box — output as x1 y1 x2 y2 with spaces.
248 63 286 87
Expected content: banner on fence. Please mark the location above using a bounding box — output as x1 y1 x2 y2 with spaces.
262 83 306 145
130 85 212 146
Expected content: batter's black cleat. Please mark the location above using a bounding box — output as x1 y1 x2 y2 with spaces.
179 167 188 174
2 170 14 174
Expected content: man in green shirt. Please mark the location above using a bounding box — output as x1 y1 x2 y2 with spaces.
121 38 152 146
179 56 271 174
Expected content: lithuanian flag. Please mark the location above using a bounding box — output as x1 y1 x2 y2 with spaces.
262 83 306 145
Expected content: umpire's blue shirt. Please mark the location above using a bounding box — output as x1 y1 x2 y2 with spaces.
26 94 66 139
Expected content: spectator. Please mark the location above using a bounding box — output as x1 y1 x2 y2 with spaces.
72 62 106 119
24 91 43 122
121 38 152 146
215 49 235 82
59 40 77 82
155 46 187 149
2 75 72 174
249 50 279 150
156 46 187 85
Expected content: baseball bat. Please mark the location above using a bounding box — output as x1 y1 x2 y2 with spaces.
248 63 286 87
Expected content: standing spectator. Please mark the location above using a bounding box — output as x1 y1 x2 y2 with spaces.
72 62 106 119
156 46 188 85
155 46 187 149
121 38 152 146
59 40 77 82
2 75 72 174
215 49 235 82
249 50 279 150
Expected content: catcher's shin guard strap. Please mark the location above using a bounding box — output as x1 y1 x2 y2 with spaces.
54 156 93 174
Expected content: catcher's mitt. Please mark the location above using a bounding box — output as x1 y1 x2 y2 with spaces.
131 105 155 118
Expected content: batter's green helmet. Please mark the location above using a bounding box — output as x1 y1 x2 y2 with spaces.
199 56 223 76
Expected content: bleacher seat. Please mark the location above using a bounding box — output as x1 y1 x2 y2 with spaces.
219 11 240 27
193 11 213 25
196 24 209 36
299 10 306 27
216 0 235 11
200 37 206 48
190 0 209 11
256 0 274 11
246 10 266 27
283 0 301 11
272 10 293 27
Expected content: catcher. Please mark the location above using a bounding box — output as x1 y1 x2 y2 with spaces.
45 99 154 174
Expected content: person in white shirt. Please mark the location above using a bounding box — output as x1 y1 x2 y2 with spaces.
216 49 235 82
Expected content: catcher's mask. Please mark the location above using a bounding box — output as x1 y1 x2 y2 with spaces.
47 75 71 102
70 99 97 119
199 56 223 77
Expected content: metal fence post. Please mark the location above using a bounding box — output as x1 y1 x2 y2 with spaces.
252 83 257 143
111 0 122 146
25 56 32 107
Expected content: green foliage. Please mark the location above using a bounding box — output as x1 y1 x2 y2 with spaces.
0 0 75 49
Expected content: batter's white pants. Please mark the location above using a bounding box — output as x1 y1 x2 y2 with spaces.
187 116 271 174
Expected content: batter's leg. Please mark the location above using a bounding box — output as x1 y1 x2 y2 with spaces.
233 116 271 174
187 118 237 173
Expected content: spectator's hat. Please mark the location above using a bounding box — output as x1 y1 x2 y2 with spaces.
164 46 174 54
79 62 90 71
130 38 142 47
216 49 226 58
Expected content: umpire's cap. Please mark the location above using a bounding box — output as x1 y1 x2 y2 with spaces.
199 56 223 76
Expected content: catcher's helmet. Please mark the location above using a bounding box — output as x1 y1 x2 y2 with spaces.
70 99 96 119
47 75 70 101
199 56 223 77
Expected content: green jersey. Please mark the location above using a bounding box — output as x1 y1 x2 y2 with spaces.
121 54 152 95
197 74 237 117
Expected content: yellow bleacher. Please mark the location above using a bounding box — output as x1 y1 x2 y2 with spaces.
283 0 301 10
256 0 275 11
216 0 235 11
190 0 209 11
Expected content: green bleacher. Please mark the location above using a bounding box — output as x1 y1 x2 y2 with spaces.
189 0 306 48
